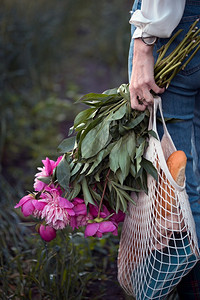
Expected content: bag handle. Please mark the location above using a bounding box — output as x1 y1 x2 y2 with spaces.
148 96 171 139
148 97 186 191
153 96 168 135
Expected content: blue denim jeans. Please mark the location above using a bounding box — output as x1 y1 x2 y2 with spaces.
128 0 200 248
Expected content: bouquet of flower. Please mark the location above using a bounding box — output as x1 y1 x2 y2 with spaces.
15 20 200 242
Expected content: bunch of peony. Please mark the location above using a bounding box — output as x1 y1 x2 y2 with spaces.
70 198 125 238
15 157 125 242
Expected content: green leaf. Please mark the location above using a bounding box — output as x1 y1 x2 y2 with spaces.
110 123 119 139
68 126 74 136
75 123 86 131
86 142 115 175
94 172 100 182
103 87 118 95
138 171 148 194
117 191 127 212
119 189 136 205
107 104 126 121
126 131 136 160
68 183 81 200
111 181 140 192
115 168 124 185
109 138 122 173
118 122 127 136
118 142 130 182
80 162 90 174
56 155 70 190
113 134 134 182
57 136 76 153
77 117 103 157
117 85 130 102
136 156 142 174
130 162 136 177
123 111 146 130
74 108 97 128
37 176 51 184
116 194 120 213
78 93 118 106
135 140 146 173
90 188 102 202
70 162 83 177
148 129 158 139
140 158 158 181
81 120 110 159
81 178 95 206
117 83 129 94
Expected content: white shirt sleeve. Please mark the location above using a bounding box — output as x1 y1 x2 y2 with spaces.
130 0 186 38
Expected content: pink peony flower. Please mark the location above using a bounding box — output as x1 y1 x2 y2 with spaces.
72 198 87 215
88 203 110 219
32 199 47 218
34 156 62 192
76 214 93 227
39 224 56 242
85 220 117 238
70 198 93 230
40 189 75 230
70 213 93 230
15 193 49 218
110 210 125 225
15 194 35 217
89 203 125 224
85 204 125 237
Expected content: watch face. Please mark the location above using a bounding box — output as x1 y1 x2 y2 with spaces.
141 35 157 45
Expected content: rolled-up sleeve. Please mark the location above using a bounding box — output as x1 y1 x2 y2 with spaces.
130 0 186 38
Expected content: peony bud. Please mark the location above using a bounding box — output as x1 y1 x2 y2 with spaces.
39 224 56 242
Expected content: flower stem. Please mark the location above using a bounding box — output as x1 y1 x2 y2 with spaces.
154 19 200 88
181 43 200 70
155 29 183 67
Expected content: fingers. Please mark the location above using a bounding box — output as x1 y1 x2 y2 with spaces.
131 100 147 111
130 80 165 111
150 81 165 95
130 84 153 111
130 93 148 111
142 87 154 105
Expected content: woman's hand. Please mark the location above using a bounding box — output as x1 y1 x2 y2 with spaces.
129 38 165 111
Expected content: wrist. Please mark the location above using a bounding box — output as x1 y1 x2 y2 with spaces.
134 38 154 54
140 33 158 46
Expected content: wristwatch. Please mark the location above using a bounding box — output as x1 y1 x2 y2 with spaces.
141 32 157 46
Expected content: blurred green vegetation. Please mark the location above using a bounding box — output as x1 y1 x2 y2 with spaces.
1 196 124 299
0 0 132 299
0 0 131 189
